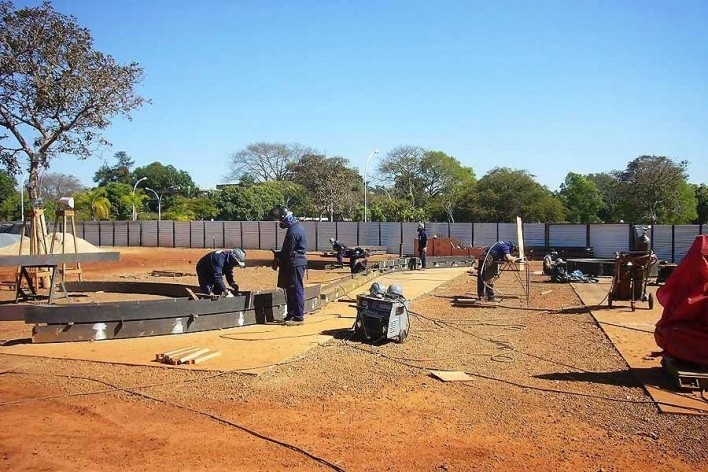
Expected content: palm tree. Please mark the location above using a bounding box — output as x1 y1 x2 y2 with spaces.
75 188 111 220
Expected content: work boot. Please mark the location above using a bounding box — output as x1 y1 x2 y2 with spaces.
284 319 304 326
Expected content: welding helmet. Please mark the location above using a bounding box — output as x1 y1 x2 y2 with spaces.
507 241 518 253
231 248 246 267
272 206 294 229
387 284 404 298
369 282 384 297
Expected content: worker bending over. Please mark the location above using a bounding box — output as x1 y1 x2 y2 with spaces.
196 248 246 297
329 237 348 263
477 240 520 301
543 249 559 275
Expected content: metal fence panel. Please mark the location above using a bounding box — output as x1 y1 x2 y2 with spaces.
317 222 337 251
301 221 317 252
173 222 191 247
474 223 496 246
401 223 418 255
523 223 545 247
590 224 628 258
205 221 224 248
241 222 259 250
224 221 242 248
359 223 379 247
126 222 140 247
380 222 402 254
337 222 358 248
652 225 672 262
674 225 701 262
99 221 114 246
260 221 277 250
140 221 158 247
449 223 473 247
426 222 448 239
498 223 517 243
83 222 100 246
113 221 127 246
158 221 174 247
190 221 205 248
549 224 586 247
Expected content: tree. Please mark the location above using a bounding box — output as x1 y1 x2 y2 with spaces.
0 1 146 201
694 183 708 224
226 142 315 183
377 145 427 206
420 151 475 222
289 154 362 220
74 187 110 220
0 168 19 219
616 156 696 224
587 172 623 223
133 162 195 211
38 172 85 204
163 196 218 221
557 172 603 223
473 168 564 223
93 151 134 186
101 182 134 220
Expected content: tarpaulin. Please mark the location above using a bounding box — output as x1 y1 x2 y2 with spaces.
655 235 708 365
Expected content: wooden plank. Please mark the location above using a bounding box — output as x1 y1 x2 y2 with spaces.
191 351 222 365
156 345 197 361
184 287 199 301
430 370 474 382
177 348 210 364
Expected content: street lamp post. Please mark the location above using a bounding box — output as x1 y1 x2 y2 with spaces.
145 186 177 221
132 177 147 221
363 150 380 223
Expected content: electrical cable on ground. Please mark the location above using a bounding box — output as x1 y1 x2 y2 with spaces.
0 368 347 471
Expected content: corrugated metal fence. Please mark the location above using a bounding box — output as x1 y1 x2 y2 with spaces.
3 220 704 263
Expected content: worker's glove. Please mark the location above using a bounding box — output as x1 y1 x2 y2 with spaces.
271 259 279 271
230 284 239 293
423 247 427 253
223 290 234 298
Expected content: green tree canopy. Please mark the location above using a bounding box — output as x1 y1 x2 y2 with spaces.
288 154 361 221
133 162 195 197
694 183 708 225
616 155 696 224
0 168 19 219
557 172 603 223
74 187 111 221
94 151 135 186
473 168 564 223
0 1 146 200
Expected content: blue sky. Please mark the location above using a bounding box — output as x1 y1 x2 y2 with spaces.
17 0 708 191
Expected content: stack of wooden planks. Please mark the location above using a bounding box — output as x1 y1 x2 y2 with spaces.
156 346 222 365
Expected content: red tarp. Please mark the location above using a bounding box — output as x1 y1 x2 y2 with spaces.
655 235 708 365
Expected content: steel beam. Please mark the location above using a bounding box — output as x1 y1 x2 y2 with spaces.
0 251 120 267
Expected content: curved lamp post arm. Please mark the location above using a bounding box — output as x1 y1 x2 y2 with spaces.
132 177 147 221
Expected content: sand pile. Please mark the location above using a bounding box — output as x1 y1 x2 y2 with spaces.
0 232 105 255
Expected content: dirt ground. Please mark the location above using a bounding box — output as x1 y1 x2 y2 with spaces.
0 248 706 471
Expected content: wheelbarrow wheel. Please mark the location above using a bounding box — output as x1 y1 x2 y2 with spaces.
648 292 654 310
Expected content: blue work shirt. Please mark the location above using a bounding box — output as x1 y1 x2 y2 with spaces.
487 241 515 261
197 250 240 293
278 221 308 269
417 229 428 249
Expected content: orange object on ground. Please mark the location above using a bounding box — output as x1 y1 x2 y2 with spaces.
655 235 708 365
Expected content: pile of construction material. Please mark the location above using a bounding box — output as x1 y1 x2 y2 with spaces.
156 346 222 365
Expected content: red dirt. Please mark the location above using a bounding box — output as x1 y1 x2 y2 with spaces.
0 248 706 471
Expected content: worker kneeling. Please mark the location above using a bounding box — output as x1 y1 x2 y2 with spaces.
196 248 246 297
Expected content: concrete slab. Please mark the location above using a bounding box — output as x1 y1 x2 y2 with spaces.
572 280 708 415
0 268 468 373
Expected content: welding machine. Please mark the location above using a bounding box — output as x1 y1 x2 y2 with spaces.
354 283 410 343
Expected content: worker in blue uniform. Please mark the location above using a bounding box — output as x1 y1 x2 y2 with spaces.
329 237 348 263
477 240 520 301
417 223 428 269
196 248 246 297
273 207 308 326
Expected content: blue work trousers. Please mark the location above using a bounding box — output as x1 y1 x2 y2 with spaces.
281 265 306 321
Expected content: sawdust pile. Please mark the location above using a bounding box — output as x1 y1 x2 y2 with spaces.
0 232 105 255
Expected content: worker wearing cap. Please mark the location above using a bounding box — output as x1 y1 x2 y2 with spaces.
477 240 520 301
417 223 428 269
273 207 308 325
196 248 246 297
329 237 347 263
543 249 559 275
